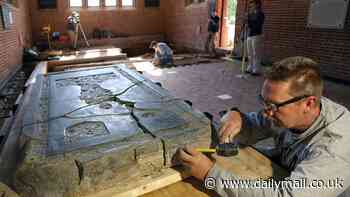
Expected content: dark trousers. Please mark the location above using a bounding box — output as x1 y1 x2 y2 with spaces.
205 32 216 56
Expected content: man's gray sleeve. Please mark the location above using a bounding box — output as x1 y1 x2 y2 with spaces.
206 145 350 197
234 111 278 145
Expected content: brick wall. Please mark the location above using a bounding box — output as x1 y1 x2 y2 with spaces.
163 0 210 51
29 0 165 44
0 0 32 87
235 0 350 81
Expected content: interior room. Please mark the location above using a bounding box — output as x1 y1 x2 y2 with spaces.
1 0 350 196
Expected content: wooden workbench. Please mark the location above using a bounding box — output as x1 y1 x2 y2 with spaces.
143 146 288 197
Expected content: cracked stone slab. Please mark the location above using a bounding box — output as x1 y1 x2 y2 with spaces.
13 64 211 197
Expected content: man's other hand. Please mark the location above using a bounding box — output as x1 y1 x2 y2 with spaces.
219 111 242 143
177 146 214 181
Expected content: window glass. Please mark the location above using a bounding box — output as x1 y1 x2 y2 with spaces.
105 0 117 6
122 0 134 7
88 0 100 7
70 0 82 7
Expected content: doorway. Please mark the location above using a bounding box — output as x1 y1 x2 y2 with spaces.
217 0 237 49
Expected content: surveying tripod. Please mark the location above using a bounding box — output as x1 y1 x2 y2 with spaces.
74 22 90 49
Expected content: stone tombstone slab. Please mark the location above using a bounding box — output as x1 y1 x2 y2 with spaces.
15 64 211 197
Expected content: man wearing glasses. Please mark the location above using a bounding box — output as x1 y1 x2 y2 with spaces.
178 56 350 196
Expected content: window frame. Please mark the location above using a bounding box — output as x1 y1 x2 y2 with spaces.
104 0 118 7
1 4 13 30
0 5 4 30
38 0 57 9
185 0 206 7
68 0 136 9
144 0 160 8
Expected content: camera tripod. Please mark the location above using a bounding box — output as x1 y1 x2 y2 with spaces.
74 22 90 49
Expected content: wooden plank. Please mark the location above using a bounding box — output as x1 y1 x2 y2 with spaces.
47 48 127 69
63 46 119 56
213 147 288 179
86 166 191 197
50 59 149 72
144 146 289 197
25 61 48 87
47 54 127 68
142 177 218 197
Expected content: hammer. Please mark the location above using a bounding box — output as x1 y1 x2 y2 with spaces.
196 143 238 157
201 110 239 157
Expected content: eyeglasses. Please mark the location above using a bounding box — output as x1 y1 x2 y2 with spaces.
258 94 311 112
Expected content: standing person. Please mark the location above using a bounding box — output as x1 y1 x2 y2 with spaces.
66 11 79 49
205 14 220 57
177 56 350 196
149 41 174 66
246 0 265 75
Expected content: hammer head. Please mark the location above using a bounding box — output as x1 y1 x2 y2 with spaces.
203 111 239 157
217 143 239 156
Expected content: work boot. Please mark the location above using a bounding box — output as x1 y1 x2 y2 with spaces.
245 64 253 73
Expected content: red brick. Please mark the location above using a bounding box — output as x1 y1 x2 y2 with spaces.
29 0 164 43
0 0 31 86
235 0 350 81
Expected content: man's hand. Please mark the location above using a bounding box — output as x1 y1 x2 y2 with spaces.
152 59 160 66
177 146 214 181
218 111 243 143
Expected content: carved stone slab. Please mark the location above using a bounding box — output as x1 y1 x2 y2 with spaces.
14 64 211 197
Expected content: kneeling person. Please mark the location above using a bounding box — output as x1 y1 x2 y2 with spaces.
150 41 173 66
